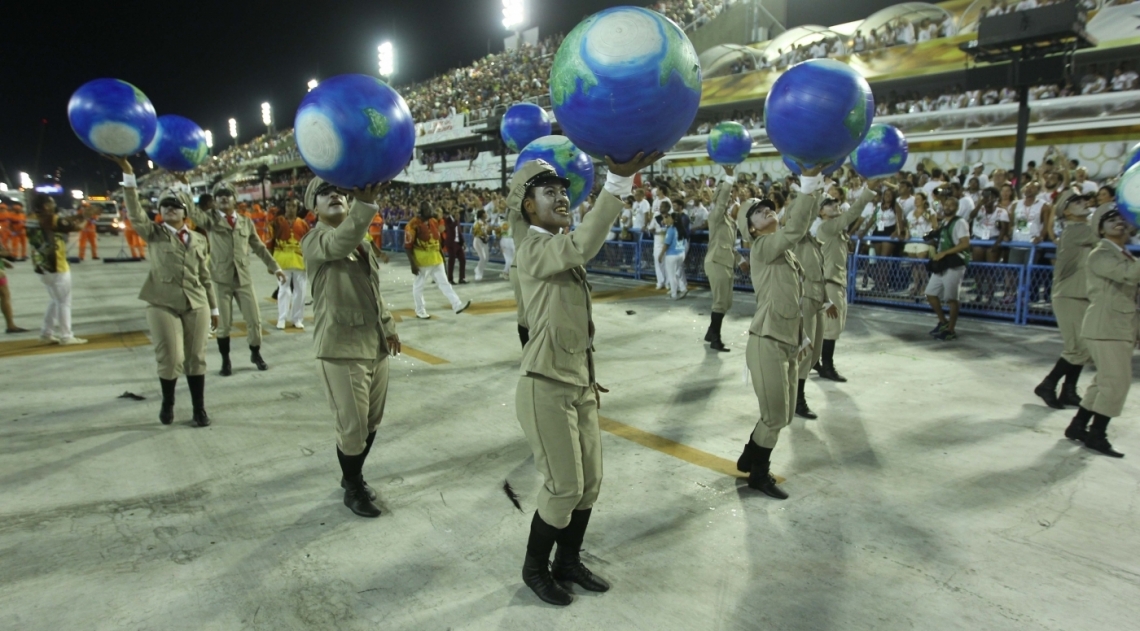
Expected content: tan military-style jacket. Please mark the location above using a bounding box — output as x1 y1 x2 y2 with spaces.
516 189 622 387
1081 239 1140 342
706 179 738 269
738 190 818 347
187 205 280 286
302 200 397 361
1052 221 1097 299
792 193 826 302
124 188 216 313
818 189 874 288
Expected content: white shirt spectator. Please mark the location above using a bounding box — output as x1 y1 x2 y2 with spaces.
922 179 945 198
1015 0 1038 10
810 42 829 59
687 203 708 230
632 199 650 231
906 209 934 239
1011 197 1047 242
1112 69 1138 92
1077 179 1099 196
918 26 934 42
898 194 916 217
863 202 899 231
972 206 1010 240
956 195 976 219
896 21 916 45
1082 74 1108 95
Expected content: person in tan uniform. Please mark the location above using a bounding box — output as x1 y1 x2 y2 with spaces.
792 187 831 419
816 183 877 382
1067 208 1137 458
507 206 531 348
301 177 400 517
112 157 218 427
187 185 285 376
1035 190 1097 409
702 165 748 352
734 164 828 499
513 152 661 607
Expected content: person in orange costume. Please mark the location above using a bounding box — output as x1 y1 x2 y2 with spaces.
366 210 390 262
250 203 269 244
267 198 310 329
0 203 11 253
9 204 28 260
77 203 100 260
121 205 146 259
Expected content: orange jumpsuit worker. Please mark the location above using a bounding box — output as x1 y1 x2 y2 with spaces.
0 204 12 253
78 203 100 260
250 203 269 244
122 207 146 259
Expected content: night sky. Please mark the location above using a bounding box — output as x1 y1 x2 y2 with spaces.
1 0 898 192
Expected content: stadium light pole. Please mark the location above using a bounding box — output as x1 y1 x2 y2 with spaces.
378 42 395 80
503 0 525 49
204 130 214 149
19 172 33 190
228 118 238 145
307 78 319 91
261 102 273 135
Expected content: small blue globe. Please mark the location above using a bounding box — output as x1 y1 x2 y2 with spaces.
514 135 596 209
67 78 157 156
1124 141 1140 173
765 59 874 169
707 122 751 166
145 115 209 172
551 6 702 162
850 124 908 179
294 74 415 188
783 156 846 177
501 104 552 153
1115 162 1140 228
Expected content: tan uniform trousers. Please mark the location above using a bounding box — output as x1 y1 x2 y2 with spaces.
1053 297 1092 366
516 374 602 529
216 282 263 346
1082 339 1133 418
318 356 390 456
798 296 825 378
823 282 847 341
747 334 798 449
704 260 734 314
146 305 210 380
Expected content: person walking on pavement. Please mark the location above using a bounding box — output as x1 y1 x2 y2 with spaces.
268 198 310 330
27 193 86 345
186 183 285 375
302 178 400 517
404 202 470 319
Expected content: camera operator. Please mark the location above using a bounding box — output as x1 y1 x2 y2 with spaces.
925 187 972 341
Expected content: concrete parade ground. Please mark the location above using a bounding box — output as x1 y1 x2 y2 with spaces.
1 233 1138 631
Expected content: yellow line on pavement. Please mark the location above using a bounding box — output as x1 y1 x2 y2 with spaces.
460 285 668 317
400 345 449 365
0 331 151 359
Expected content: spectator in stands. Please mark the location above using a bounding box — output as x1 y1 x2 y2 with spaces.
1082 67 1108 95
926 187 973 340
1111 63 1139 92
659 208 688 300
904 191 936 299
471 209 491 282
1074 167 1099 195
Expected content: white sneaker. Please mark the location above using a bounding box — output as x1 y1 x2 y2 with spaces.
416 313 431 320
276 320 286 330
40 334 60 344
454 300 472 315
292 322 304 330
59 337 88 346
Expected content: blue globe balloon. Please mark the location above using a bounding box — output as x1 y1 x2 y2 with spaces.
514 135 596 209
501 103 552 153
67 78 157 156
707 121 751 166
550 6 702 163
850 124 908 178
1124 141 1140 174
783 156 846 177
294 74 415 188
765 59 874 169
145 115 209 172
1115 162 1140 229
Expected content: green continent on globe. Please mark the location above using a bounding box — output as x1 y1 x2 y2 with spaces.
124 81 148 104
864 125 886 142
551 15 600 107
567 172 586 203
888 153 903 166
709 129 722 153
181 142 209 167
550 141 578 169
659 13 702 91
850 151 860 168
363 108 389 138
843 94 868 140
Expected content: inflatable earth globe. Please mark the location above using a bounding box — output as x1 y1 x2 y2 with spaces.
145 115 209 172
1115 162 1140 228
765 59 874 170
294 74 415 189
850 123 908 179
707 121 751 166
514 135 596 209
1124 141 1140 173
550 6 702 163
67 78 157 156
501 103 552 153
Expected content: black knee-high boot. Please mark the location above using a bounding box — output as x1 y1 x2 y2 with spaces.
1084 414 1124 458
337 446 382 517
250 345 268 371
218 337 232 376
159 378 177 425
707 312 729 352
1065 406 1093 441
1035 358 1070 409
818 339 847 382
795 379 817 419
747 441 788 499
341 432 379 501
186 375 209 427
552 508 609 592
522 512 572 606
518 325 530 348
1059 363 1084 407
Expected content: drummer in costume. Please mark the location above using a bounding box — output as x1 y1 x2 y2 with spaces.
111 157 218 427
703 165 749 352
513 152 662 606
1066 207 1137 458
734 163 829 499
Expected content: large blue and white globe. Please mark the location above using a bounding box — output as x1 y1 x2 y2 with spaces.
550 6 702 163
501 103 552 153
294 74 415 188
765 59 874 169
850 124 908 178
514 135 595 209
1115 162 1140 228
1124 141 1140 173
707 121 751 166
145 115 209 172
67 78 157 156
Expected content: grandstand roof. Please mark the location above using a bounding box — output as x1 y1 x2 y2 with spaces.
857 2 952 35
758 25 845 62
699 44 764 78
